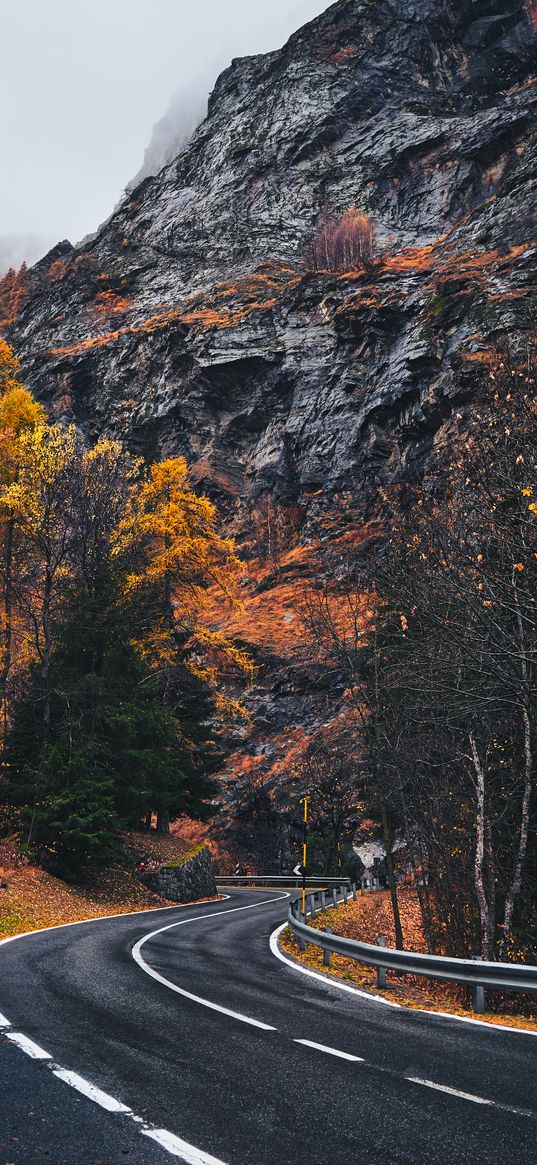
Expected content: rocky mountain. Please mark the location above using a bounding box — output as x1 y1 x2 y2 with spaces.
126 88 208 191
3 0 537 859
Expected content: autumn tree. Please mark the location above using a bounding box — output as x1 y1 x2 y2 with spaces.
311 208 375 272
3 433 248 868
120 456 252 830
0 347 46 723
297 586 405 948
374 340 537 960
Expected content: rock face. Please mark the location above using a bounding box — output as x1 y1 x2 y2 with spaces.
3 0 537 854
137 845 217 903
7 0 536 505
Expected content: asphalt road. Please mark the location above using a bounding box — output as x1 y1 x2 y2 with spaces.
0 888 536 1165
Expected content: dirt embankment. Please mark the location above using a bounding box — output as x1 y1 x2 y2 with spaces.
0 830 213 940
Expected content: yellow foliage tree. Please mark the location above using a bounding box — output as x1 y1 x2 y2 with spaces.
0 423 79 736
0 345 46 720
120 456 254 716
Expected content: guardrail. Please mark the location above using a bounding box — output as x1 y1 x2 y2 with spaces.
287 893 537 1014
216 875 352 888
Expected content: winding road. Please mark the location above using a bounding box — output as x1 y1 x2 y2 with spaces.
0 888 536 1164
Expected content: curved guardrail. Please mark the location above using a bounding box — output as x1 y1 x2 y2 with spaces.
216 875 351 888
287 897 537 1012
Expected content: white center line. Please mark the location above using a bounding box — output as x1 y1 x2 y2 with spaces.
294 1038 365 1062
142 1127 229 1164
52 1069 132 1113
406 1077 493 1105
7 1032 52 1059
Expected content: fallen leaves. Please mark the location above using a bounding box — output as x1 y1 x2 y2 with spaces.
0 831 196 941
280 889 537 1032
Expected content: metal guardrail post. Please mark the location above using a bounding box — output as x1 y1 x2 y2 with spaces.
472 956 486 1014
376 936 387 988
332 887 337 907
323 928 332 966
342 884 348 904
320 890 326 909
308 893 315 918
360 879 365 896
352 883 357 900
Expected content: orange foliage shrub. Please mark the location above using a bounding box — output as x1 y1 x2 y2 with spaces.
92 290 132 317
47 258 69 283
0 265 31 330
332 44 357 63
310 208 375 272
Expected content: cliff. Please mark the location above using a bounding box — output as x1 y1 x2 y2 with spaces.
3 0 537 858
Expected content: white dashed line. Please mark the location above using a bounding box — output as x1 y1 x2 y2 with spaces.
7 1032 52 1059
1 1027 230 1163
406 1077 493 1105
52 1069 132 1113
141 1126 228 1164
294 1039 365 1062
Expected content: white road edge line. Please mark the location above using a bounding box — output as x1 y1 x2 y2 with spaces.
269 921 537 1038
7 1032 52 1059
294 1039 365 1062
406 1077 493 1106
0 1012 11 1027
52 1069 132 1113
269 921 400 1007
0 896 231 949
132 892 291 1032
141 1126 228 1164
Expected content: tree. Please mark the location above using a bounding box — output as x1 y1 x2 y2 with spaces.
0 348 46 724
3 431 246 868
297 586 405 948
120 456 252 829
373 339 537 960
311 208 375 272
1 423 79 765
283 726 364 875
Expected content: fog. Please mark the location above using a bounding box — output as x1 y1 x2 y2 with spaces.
0 0 331 271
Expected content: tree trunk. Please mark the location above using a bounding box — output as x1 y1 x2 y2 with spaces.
469 732 493 960
498 705 533 959
380 792 404 949
0 517 14 729
156 808 170 835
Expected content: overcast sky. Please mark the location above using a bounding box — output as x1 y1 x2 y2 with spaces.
0 0 330 266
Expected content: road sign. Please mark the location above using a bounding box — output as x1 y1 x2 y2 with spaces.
293 863 304 877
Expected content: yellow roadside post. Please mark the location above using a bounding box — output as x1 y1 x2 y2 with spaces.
300 795 309 917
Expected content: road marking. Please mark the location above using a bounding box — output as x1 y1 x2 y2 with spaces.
294 1039 365 1062
132 893 290 1032
270 922 537 1037
0 1012 11 1027
2 1026 231 1161
142 1126 228 1164
0 898 230 950
406 1077 493 1105
7 1032 52 1059
52 1069 132 1113
269 921 400 1007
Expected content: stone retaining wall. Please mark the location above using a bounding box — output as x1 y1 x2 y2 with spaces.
138 845 217 903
